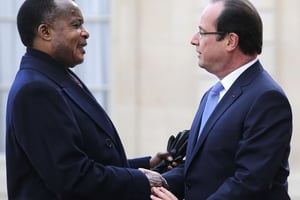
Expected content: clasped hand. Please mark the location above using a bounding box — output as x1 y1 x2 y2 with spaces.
139 168 169 189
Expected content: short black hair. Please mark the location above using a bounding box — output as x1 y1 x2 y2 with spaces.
17 0 58 47
212 0 263 55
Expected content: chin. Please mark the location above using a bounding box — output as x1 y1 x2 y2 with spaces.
198 62 204 68
69 60 84 68
75 57 85 64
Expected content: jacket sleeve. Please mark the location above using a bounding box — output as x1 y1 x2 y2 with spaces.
128 156 151 169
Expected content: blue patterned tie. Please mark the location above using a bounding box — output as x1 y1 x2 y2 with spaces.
198 81 224 138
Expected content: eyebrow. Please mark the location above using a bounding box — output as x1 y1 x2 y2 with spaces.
198 26 206 32
71 17 84 23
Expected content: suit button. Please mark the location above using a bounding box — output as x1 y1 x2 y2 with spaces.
105 138 113 148
186 183 191 190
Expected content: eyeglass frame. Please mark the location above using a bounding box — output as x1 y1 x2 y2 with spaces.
198 27 227 39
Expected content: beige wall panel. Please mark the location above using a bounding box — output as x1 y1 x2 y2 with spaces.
111 0 204 156
276 1 300 199
111 0 141 154
137 0 200 155
251 0 275 9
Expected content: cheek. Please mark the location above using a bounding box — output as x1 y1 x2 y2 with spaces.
201 39 221 55
52 34 70 50
51 40 65 55
199 42 209 56
199 39 210 50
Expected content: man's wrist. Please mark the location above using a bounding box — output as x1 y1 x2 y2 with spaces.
161 176 169 189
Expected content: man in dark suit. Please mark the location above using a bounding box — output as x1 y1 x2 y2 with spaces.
152 0 293 199
6 0 169 199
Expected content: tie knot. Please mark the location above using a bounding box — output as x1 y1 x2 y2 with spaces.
211 81 224 94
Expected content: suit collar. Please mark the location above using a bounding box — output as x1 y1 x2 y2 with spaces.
26 48 66 68
185 61 264 173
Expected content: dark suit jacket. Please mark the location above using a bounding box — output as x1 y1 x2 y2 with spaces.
6 48 151 199
164 61 292 200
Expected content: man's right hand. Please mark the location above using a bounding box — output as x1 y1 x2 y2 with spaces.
139 168 169 189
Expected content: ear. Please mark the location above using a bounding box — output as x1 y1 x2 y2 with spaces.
225 32 239 52
37 24 52 41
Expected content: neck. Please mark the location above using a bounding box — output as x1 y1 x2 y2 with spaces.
217 53 257 79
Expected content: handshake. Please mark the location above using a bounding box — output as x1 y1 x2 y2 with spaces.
139 168 169 189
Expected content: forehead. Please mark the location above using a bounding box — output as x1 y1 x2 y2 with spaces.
55 0 83 19
199 1 224 30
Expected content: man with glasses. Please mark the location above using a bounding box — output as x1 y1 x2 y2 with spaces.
152 0 293 199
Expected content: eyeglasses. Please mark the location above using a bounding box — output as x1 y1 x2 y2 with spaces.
199 31 226 38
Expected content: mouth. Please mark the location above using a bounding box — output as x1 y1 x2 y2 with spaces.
78 43 87 53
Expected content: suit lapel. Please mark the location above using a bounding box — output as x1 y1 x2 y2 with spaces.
63 86 117 137
63 70 118 139
185 61 263 173
192 87 242 156
185 95 207 170
21 52 119 144
58 75 120 145
185 90 242 172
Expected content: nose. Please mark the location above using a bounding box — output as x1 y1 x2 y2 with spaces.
81 26 90 39
191 32 199 46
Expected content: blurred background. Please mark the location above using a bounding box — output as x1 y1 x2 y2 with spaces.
0 0 299 199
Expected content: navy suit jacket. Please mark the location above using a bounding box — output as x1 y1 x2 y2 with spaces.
164 61 292 200
6 48 151 199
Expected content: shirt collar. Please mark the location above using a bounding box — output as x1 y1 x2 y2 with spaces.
220 57 258 91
